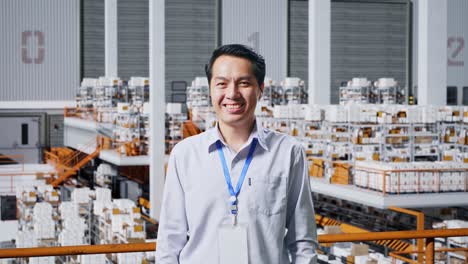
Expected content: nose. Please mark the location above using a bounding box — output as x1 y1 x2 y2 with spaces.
225 81 240 99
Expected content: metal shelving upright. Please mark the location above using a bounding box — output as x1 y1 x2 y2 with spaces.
411 122 440 162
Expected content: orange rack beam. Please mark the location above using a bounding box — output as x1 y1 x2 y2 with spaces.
0 228 467 263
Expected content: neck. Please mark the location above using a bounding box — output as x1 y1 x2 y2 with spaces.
218 119 255 152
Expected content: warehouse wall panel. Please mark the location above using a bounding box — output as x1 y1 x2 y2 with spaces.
0 0 80 101
165 0 216 102
82 0 105 78
118 0 149 80
447 0 468 99
222 0 288 82
330 1 409 104
82 0 215 102
288 0 409 104
48 114 64 147
288 0 308 87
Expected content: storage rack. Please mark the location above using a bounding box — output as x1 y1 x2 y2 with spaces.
376 85 405 104
282 77 308 105
128 77 149 112
412 123 440 161
350 123 381 162
166 111 187 154
76 78 97 120
339 85 376 105
186 77 210 108
439 122 462 161
324 121 353 184
113 104 143 156
381 123 411 163
301 120 326 158
260 78 278 106
139 109 150 156
339 77 405 105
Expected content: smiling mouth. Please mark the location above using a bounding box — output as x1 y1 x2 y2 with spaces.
225 103 243 109
222 103 245 112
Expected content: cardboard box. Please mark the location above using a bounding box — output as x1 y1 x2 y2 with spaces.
331 163 351 184
309 159 325 178
351 243 369 256
324 225 342 234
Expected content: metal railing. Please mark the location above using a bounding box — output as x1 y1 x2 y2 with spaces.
1 228 467 263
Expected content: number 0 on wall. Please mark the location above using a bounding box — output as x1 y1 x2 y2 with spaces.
21 30 45 64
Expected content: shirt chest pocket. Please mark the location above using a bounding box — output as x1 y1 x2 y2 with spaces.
247 175 287 216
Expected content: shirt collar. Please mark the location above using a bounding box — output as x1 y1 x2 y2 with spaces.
207 118 269 153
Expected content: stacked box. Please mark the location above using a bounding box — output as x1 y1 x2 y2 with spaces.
444 220 468 245
111 214 133 234
305 106 324 121
59 228 85 246
29 257 55 264
96 187 112 202
116 252 145 264
16 230 38 248
33 203 53 219
420 169 438 193
16 186 37 203
309 158 325 178
348 104 379 123
420 105 438 123
80 254 107 264
71 187 92 204
33 218 55 239
126 224 146 240
438 106 461 122
95 164 117 187
94 201 113 219
463 107 468 123
273 105 306 120
187 77 210 108
355 161 468 194
330 163 351 185
325 105 348 123
59 202 79 219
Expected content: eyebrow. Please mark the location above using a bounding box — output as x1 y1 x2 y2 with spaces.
213 76 253 82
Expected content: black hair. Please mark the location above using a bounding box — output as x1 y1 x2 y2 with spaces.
205 44 266 86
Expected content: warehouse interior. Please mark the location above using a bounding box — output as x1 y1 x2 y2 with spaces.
0 0 467 263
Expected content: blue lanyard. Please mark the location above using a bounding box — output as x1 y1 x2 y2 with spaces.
216 138 257 215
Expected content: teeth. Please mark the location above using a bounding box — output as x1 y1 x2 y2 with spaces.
226 104 241 109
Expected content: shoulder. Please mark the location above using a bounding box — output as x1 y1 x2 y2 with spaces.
264 128 305 154
169 131 209 157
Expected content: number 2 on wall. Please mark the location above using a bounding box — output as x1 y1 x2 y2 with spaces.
448 36 464 67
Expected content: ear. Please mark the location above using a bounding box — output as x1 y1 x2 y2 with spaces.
258 82 265 100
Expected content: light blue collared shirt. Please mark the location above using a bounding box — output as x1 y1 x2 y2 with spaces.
155 119 318 264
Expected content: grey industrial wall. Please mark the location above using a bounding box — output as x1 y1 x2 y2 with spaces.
288 0 409 104
48 114 64 147
118 0 149 80
0 0 79 101
81 0 105 78
288 0 308 87
166 0 216 103
221 0 288 81
81 0 216 102
446 0 468 104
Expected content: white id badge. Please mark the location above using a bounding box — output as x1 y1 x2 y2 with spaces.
218 224 249 264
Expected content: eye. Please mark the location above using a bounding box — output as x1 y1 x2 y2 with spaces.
239 81 250 87
216 82 226 87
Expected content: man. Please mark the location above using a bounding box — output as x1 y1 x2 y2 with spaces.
156 44 317 264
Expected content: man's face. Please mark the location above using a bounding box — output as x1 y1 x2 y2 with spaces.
210 55 263 129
